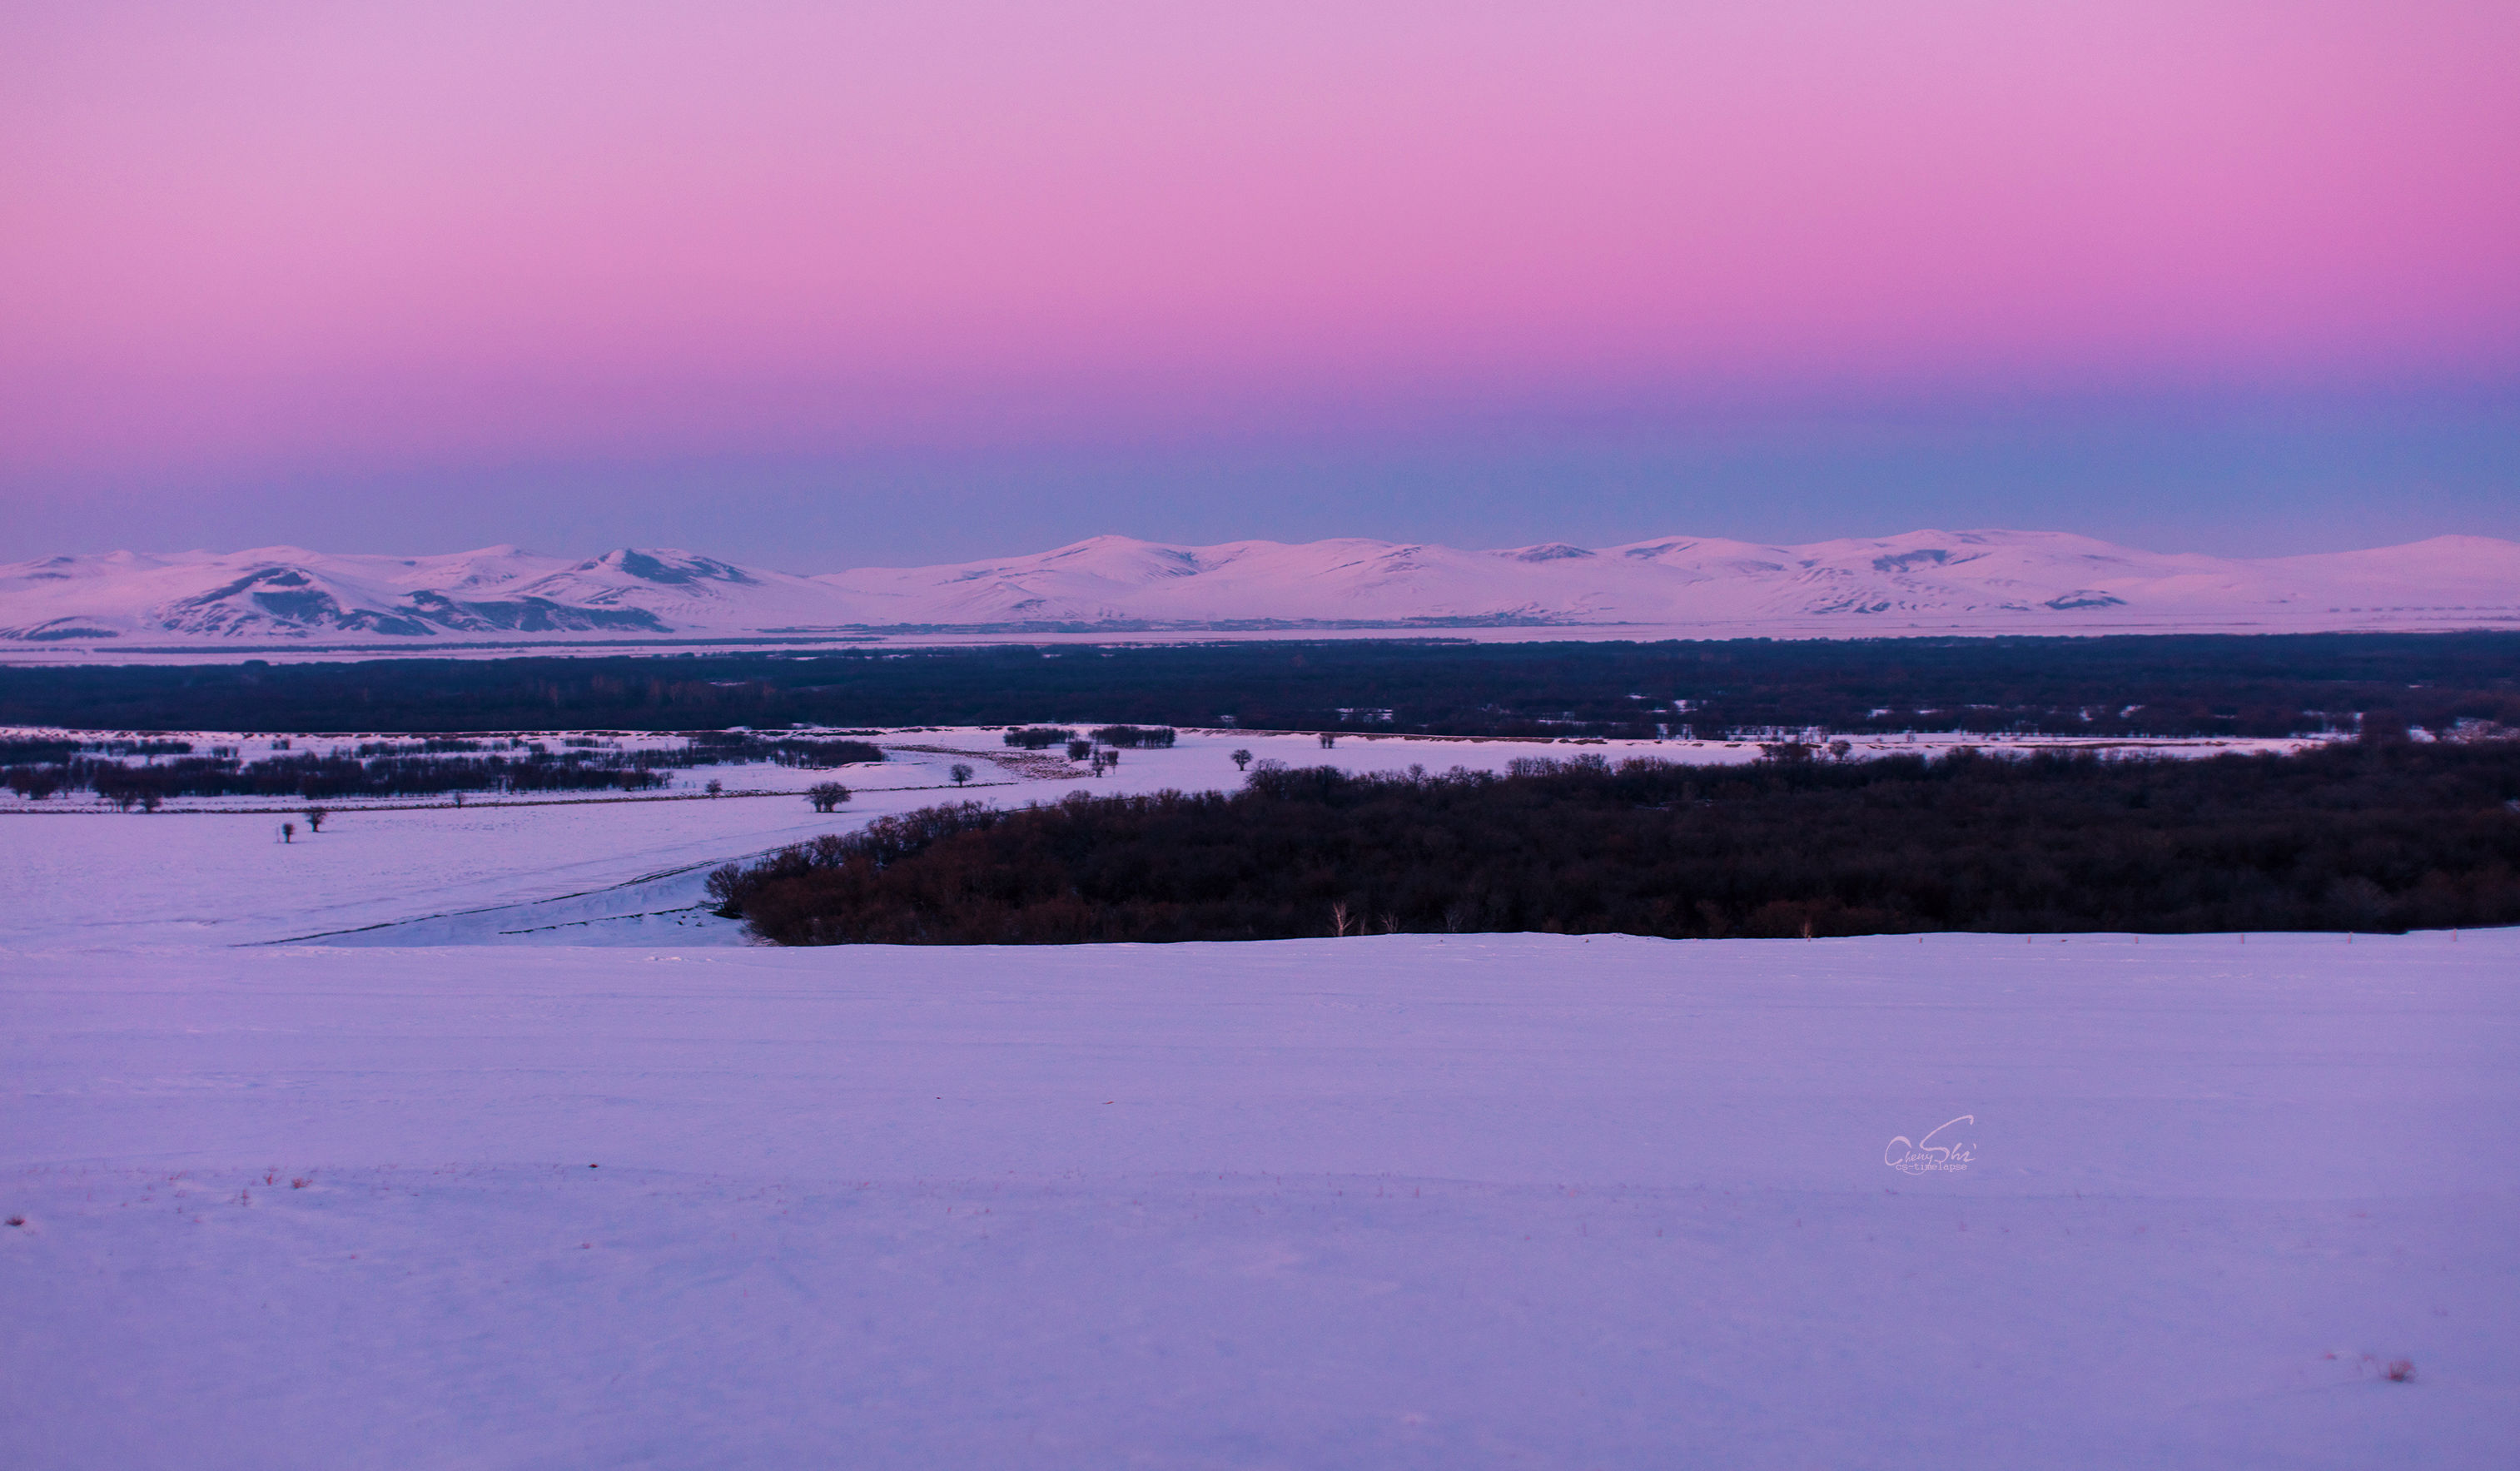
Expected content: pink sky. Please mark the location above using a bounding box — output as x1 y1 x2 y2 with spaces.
2 2 2514 541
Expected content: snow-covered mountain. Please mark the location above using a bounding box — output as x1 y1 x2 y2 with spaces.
0 546 852 644
4 530 2517 649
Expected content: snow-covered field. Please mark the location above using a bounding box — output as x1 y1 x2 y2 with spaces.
4 726 2509 1468
1 726 2327 947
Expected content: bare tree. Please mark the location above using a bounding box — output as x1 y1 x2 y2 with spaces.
950 763 974 788
303 807 328 832
703 863 745 917
1827 739 1853 763
705 779 723 795
280 822 296 843
1318 733 1337 748
1230 748 1253 772
1330 901 1353 937
807 782 852 813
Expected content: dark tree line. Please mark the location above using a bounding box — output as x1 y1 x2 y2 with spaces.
2 737 194 763
688 733 882 768
4 732 885 805
4 633 2515 738
59 752 672 804
710 740 2520 945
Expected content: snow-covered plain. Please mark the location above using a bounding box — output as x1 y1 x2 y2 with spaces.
7 936 2513 1469
4 727 2511 1469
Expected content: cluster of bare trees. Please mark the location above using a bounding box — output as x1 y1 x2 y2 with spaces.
710 741 2520 944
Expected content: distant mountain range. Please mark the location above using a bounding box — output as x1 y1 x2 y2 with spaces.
4 531 2517 649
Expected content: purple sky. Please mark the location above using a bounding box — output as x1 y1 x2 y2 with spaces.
2 2 2513 566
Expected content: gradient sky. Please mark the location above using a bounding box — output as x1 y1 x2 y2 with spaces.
3 1 2514 567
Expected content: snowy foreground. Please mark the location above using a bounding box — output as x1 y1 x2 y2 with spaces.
4 728 2513 1466
7 931 2514 1469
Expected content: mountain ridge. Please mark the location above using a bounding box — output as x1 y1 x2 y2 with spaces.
4 530 2516 648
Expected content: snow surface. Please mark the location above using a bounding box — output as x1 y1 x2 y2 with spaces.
4 725 2511 1468
7 528 2518 654
6 934 2513 1468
